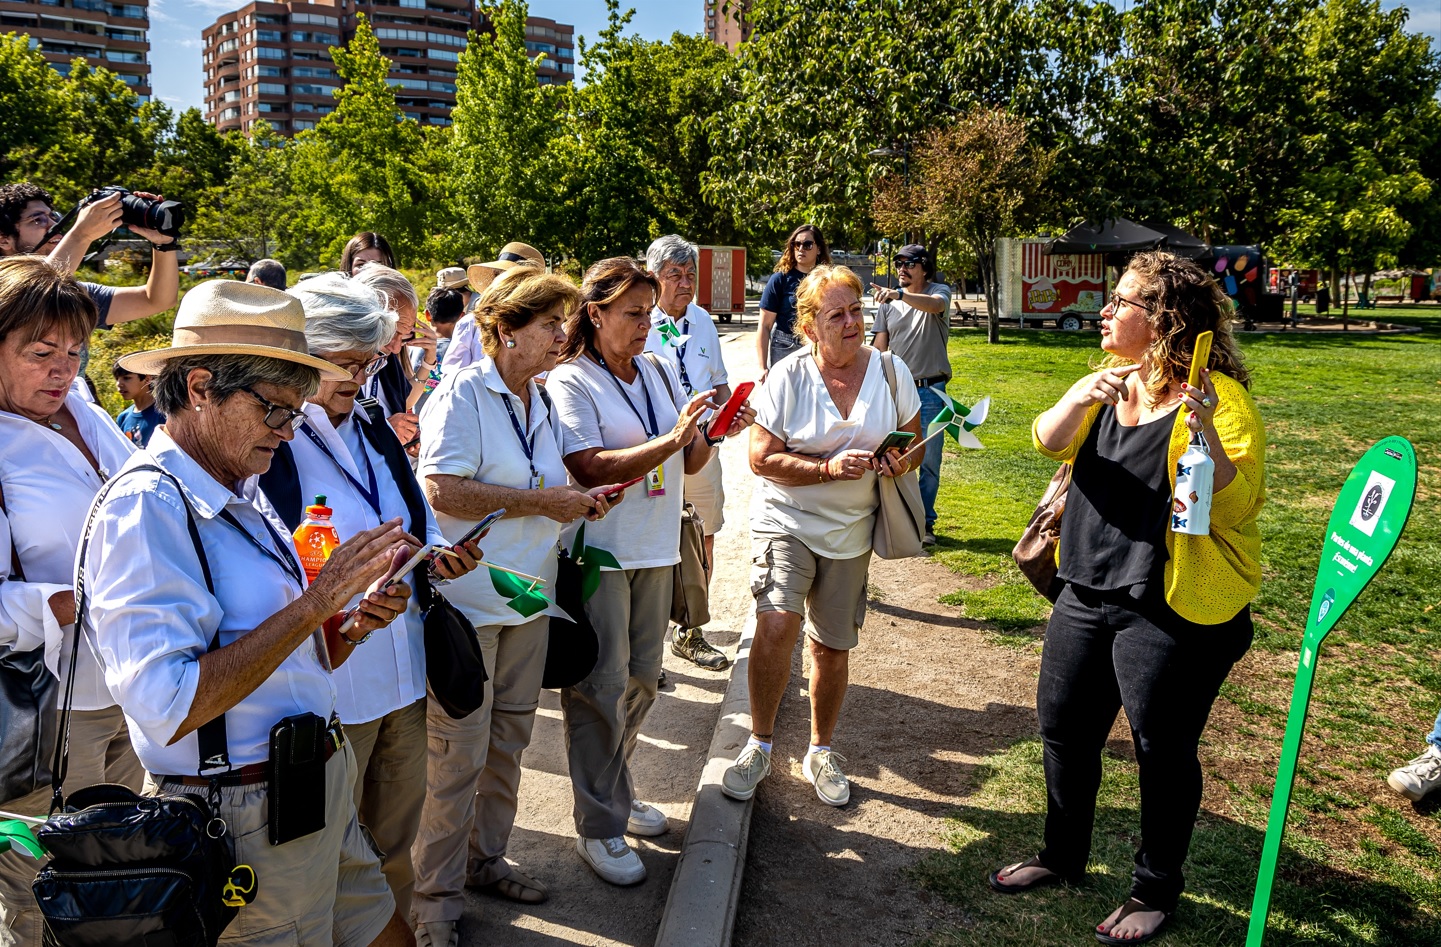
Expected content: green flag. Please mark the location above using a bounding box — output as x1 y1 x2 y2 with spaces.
927 392 990 449
571 524 621 602
1247 436 1417 946
489 566 550 618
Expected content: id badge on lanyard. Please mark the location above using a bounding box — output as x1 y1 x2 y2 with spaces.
646 465 666 498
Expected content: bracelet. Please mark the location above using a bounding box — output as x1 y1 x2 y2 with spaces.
151 240 180 253
817 458 829 483
703 425 725 447
340 627 372 647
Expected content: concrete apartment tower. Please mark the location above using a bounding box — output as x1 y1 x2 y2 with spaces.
704 0 748 51
202 2 573 135
0 0 151 97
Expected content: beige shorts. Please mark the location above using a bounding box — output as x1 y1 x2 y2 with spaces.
750 533 871 650
149 741 394 947
684 452 725 536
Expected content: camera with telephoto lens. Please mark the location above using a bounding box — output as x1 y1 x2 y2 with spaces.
81 186 185 240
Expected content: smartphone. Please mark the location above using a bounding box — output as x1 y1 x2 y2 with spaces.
873 430 917 458
707 382 755 437
605 477 645 501
1187 330 1214 391
337 544 438 634
457 508 506 547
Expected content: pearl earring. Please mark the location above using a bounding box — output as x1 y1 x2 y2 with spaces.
194 405 202 413
505 339 516 348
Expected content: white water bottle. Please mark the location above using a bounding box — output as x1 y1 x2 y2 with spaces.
1172 430 1214 535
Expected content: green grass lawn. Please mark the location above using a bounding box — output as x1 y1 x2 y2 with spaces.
921 321 1441 944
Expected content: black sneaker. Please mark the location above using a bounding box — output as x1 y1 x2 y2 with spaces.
670 628 730 670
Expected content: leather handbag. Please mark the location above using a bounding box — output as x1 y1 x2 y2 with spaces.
542 549 601 690
34 465 238 947
872 352 926 560
1012 463 1071 603
671 502 711 629
0 478 60 806
414 569 488 719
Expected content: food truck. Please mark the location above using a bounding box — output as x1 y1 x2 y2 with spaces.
995 237 1108 330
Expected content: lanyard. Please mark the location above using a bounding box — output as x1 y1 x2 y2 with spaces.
674 318 695 396
300 421 382 518
501 392 541 481
593 350 659 439
215 508 304 589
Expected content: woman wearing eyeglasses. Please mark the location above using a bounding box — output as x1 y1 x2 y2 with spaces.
757 224 831 379
991 253 1265 947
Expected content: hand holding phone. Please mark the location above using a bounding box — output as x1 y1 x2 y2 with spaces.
603 477 645 501
1186 331 1214 391
706 381 755 439
337 544 437 634
457 508 505 547
873 430 917 459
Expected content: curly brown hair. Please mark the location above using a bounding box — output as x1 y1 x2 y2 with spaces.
1102 251 1251 406
774 224 832 274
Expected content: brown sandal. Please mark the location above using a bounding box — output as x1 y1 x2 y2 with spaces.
481 867 549 904
988 855 1062 894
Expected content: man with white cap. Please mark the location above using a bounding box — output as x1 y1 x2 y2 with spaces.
440 242 545 373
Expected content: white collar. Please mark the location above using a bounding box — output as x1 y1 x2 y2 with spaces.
143 427 260 520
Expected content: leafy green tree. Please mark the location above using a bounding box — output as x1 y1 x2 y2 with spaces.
189 121 300 265
0 33 62 183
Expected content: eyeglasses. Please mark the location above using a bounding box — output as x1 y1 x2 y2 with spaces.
241 386 307 431
793 239 816 251
327 353 389 379
22 210 61 228
1108 291 1149 313
894 258 922 269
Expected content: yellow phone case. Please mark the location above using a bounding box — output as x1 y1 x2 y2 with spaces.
1187 331 1214 391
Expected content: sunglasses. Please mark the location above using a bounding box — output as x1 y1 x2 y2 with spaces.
793 239 816 251
23 210 62 228
242 386 307 431
894 258 922 268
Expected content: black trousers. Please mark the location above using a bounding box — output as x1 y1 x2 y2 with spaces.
1036 582 1253 913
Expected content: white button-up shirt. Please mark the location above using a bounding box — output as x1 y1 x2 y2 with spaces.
0 390 135 710
418 359 569 629
82 429 335 776
440 315 483 374
644 303 729 399
290 401 444 724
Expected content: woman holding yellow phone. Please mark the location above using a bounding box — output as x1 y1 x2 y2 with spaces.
991 252 1267 946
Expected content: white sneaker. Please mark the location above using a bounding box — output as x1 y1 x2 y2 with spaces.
415 920 458 947
803 749 851 806
626 800 668 837
576 835 647 886
1387 744 1441 801
721 743 771 801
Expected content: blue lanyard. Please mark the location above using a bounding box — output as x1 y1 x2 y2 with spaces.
216 509 304 589
501 391 540 481
593 350 659 438
674 318 695 396
300 421 382 518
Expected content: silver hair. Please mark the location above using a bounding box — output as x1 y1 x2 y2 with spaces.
246 259 287 290
287 271 398 355
351 264 419 312
152 353 320 416
645 234 698 274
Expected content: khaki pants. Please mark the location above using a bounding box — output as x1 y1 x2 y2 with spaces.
344 697 427 921
562 567 671 840
411 616 549 924
0 705 142 947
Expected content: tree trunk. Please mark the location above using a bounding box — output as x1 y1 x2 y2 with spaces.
977 247 1000 344
1343 267 1351 330
1328 265 1341 313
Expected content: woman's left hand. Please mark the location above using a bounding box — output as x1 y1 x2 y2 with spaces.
713 403 758 440
1179 367 1219 434
431 538 482 581
876 448 910 478
406 319 439 369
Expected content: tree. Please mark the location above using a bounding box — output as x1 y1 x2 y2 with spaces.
873 109 1052 342
0 33 62 183
189 121 300 265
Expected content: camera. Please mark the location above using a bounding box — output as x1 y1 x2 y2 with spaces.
81 186 185 240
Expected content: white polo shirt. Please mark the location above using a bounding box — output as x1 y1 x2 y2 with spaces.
546 354 686 571
750 348 921 559
0 389 135 710
82 429 335 776
644 303 729 399
290 401 445 724
418 359 570 629
440 315 482 373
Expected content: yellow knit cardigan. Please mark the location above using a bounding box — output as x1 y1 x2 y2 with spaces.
1031 371 1266 625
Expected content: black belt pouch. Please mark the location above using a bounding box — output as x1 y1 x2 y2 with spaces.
267 712 327 845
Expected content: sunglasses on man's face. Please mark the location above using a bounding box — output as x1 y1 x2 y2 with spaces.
894 258 922 268
793 239 816 251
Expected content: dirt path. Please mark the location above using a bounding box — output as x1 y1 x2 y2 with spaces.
456 323 760 945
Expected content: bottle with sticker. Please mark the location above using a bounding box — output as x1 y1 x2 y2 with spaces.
1172 431 1214 535
293 495 340 583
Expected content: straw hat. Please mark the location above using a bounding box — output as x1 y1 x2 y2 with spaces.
118 279 350 381
467 241 544 293
435 266 469 290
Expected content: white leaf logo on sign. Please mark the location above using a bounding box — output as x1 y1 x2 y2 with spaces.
1348 470 1394 537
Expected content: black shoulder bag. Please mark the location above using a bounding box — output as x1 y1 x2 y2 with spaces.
33 465 239 947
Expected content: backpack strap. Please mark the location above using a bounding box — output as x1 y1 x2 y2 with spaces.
0 478 23 582
56 464 225 812
641 352 677 404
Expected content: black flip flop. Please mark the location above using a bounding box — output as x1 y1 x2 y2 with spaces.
1094 898 1172 945
988 855 1062 894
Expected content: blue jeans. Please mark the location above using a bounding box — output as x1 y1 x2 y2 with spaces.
1428 706 1441 750
916 383 947 530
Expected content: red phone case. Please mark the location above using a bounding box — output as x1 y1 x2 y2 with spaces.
709 382 754 436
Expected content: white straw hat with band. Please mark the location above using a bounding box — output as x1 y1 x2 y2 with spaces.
467 241 544 293
435 266 469 290
118 279 351 381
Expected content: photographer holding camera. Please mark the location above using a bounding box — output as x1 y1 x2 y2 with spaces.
0 182 180 333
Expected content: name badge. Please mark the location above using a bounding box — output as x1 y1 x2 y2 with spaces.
530 473 545 491
645 466 666 498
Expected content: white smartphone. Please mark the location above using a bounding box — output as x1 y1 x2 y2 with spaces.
337 544 440 635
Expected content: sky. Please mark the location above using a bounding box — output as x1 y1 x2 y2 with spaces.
148 0 1440 115
147 0 700 112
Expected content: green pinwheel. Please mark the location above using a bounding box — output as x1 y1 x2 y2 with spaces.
655 320 690 348
570 523 621 602
489 566 551 618
927 392 990 449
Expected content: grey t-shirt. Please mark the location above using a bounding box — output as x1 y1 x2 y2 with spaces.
871 281 953 382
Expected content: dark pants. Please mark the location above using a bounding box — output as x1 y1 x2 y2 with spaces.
1036 582 1253 913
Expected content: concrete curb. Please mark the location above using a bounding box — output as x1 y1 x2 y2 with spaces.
653 616 757 947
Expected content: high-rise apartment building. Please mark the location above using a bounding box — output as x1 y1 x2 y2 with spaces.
202 2 573 135
0 0 151 97
703 0 748 52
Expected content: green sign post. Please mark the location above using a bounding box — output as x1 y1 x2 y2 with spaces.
1246 436 1417 946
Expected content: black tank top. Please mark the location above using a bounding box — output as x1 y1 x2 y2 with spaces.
1057 404 1179 592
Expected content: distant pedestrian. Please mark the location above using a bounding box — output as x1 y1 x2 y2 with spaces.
247 258 287 290
340 231 396 276
758 225 830 378
112 363 163 447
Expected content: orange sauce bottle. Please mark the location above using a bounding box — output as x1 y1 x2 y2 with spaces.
293 495 340 584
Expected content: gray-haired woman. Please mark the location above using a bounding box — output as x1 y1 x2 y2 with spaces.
81 279 433 945
353 265 436 447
